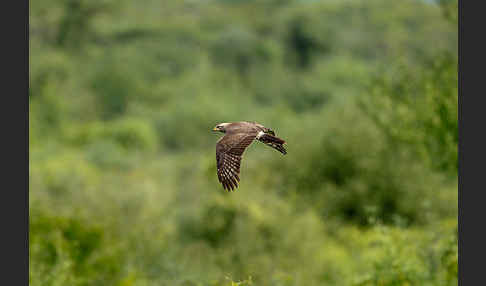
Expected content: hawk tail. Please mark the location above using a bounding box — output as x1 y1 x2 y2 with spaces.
258 133 287 155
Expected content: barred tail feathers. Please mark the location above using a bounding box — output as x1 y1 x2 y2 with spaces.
257 132 287 155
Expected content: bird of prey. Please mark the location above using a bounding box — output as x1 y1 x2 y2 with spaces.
212 121 287 191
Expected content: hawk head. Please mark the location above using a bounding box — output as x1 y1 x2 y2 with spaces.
212 123 230 133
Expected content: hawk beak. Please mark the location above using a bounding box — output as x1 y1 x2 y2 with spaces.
212 127 219 131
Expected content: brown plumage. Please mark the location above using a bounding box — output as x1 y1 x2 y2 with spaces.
212 121 287 191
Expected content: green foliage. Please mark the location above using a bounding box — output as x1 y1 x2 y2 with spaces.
29 208 125 286
360 53 458 176
352 221 458 286
437 0 459 24
210 26 273 77
30 0 457 285
30 0 117 48
277 102 456 226
279 6 335 69
91 68 133 120
67 118 158 152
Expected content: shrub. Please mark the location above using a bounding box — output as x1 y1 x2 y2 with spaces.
209 26 273 77
68 118 158 152
91 66 137 120
29 208 125 286
279 103 452 226
360 53 458 176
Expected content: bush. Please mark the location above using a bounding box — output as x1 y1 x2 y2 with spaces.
91 65 137 120
29 208 125 286
279 103 453 226
68 118 158 152
353 221 458 286
210 26 273 77
360 53 458 176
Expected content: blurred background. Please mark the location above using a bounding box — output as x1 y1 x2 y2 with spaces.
29 0 458 285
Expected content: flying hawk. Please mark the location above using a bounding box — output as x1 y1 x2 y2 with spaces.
212 121 287 191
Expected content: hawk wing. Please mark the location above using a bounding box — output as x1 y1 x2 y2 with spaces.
216 132 258 191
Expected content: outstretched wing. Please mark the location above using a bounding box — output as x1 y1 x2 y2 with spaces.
216 132 257 191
